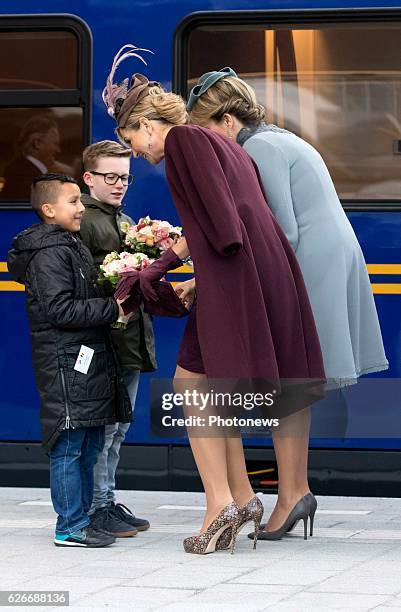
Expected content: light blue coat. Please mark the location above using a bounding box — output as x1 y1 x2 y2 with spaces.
241 127 388 386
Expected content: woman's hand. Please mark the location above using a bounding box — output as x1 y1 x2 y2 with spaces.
172 237 190 260
174 277 196 308
138 248 183 301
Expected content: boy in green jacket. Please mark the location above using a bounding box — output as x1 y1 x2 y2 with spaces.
80 140 156 537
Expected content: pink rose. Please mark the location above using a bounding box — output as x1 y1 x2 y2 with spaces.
153 221 171 241
158 237 174 252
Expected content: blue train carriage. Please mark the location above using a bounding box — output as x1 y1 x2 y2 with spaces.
1 1 401 495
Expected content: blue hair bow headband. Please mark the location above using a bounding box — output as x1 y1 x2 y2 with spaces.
186 67 238 111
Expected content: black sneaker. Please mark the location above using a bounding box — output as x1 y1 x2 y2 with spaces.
90 506 138 538
110 502 150 532
54 526 115 548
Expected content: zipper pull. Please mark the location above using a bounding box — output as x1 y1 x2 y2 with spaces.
79 268 85 279
64 415 75 430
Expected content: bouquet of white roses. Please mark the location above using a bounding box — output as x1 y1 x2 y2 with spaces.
98 251 155 328
99 250 154 288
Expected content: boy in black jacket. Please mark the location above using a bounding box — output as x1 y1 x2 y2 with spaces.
8 173 131 548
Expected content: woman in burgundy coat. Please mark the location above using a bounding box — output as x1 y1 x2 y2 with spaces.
103 46 325 554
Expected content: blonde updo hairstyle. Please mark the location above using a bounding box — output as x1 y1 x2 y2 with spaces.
118 85 188 137
189 76 265 127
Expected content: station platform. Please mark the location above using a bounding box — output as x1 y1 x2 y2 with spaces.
2 487 401 611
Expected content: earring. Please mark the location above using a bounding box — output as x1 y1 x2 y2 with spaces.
148 141 153 150
227 128 233 140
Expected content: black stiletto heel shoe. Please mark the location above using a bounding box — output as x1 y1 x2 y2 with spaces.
306 492 317 536
247 496 309 541
258 492 317 537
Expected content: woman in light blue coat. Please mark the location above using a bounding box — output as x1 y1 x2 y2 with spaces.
187 68 388 540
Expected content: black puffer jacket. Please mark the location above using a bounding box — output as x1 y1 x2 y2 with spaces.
7 223 132 451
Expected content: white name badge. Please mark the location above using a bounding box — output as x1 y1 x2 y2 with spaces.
74 345 94 375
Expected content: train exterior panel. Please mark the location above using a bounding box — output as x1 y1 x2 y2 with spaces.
1 0 401 492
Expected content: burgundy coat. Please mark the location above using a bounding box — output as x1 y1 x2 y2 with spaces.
165 125 324 386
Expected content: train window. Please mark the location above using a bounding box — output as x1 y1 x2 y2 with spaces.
0 108 83 202
0 15 91 208
180 18 401 202
0 31 77 90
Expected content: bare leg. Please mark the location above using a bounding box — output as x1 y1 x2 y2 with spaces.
174 365 233 532
225 436 255 508
265 407 311 532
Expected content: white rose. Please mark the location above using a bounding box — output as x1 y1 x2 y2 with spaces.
138 226 153 236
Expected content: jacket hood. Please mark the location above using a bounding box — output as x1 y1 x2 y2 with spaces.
8 224 76 283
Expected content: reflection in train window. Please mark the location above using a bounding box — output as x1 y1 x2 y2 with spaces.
0 31 77 90
188 26 401 200
0 108 83 202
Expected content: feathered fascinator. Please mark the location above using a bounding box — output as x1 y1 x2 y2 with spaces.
102 44 161 128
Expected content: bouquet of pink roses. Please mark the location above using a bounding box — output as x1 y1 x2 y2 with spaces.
122 216 182 259
98 251 155 328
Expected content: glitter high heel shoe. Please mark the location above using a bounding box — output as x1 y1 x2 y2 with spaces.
216 495 264 551
183 501 241 555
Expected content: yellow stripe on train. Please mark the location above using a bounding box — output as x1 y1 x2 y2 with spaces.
371 284 401 294
1 262 401 294
0 281 24 291
366 264 401 275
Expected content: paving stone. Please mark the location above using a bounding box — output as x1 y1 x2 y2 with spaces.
159 599 272 612
230 567 338 587
371 597 401 608
77 585 197 609
123 565 247 590
260 591 391 611
310 571 401 595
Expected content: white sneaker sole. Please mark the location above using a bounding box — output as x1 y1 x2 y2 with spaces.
54 538 87 547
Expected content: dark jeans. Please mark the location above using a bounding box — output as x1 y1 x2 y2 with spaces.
49 426 105 535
